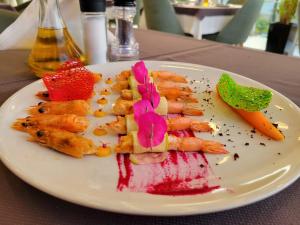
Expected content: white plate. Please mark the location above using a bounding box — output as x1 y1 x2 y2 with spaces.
0 61 299 216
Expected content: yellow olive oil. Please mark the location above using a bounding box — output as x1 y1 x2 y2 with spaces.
28 27 85 77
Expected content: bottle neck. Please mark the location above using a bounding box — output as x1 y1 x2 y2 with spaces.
39 0 65 29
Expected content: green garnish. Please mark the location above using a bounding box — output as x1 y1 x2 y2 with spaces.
217 73 272 112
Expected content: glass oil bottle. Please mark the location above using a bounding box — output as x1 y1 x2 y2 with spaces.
28 0 85 77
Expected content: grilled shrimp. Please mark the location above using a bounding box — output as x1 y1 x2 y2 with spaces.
28 100 90 116
112 80 192 93
157 81 192 92
168 136 228 154
112 99 203 116
120 88 198 103
167 101 203 115
151 71 188 83
12 114 88 133
115 70 187 83
166 117 212 132
114 134 228 154
105 116 211 134
26 127 97 158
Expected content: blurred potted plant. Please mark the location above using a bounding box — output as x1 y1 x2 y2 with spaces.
266 0 298 54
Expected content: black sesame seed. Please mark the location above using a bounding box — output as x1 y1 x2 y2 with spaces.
233 153 239 161
251 129 256 133
218 133 223 136
199 164 204 168
42 92 49 97
260 142 266 146
272 123 278 128
38 102 43 106
245 142 249 146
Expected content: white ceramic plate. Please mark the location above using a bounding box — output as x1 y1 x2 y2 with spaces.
0 61 299 216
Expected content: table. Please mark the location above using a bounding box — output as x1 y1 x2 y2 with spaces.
0 29 300 225
174 4 241 39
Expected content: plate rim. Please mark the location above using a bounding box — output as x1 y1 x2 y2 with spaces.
0 60 299 216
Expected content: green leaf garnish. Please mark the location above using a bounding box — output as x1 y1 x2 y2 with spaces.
217 73 272 112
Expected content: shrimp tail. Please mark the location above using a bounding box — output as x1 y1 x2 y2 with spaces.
190 121 213 132
201 140 228 154
182 103 203 116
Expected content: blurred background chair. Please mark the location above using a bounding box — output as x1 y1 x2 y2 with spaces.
143 0 185 36
0 8 19 33
203 0 263 45
133 0 143 26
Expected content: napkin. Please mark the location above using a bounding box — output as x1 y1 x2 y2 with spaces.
0 0 114 50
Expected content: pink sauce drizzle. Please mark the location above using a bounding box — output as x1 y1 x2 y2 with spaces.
116 129 220 196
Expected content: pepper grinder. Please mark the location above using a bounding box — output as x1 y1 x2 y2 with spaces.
80 0 108 64
110 0 139 61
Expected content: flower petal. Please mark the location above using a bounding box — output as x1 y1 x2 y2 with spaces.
132 61 149 84
138 83 160 108
133 100 154 122
137 112 167 148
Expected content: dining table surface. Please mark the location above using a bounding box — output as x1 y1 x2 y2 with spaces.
0 29 299 225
